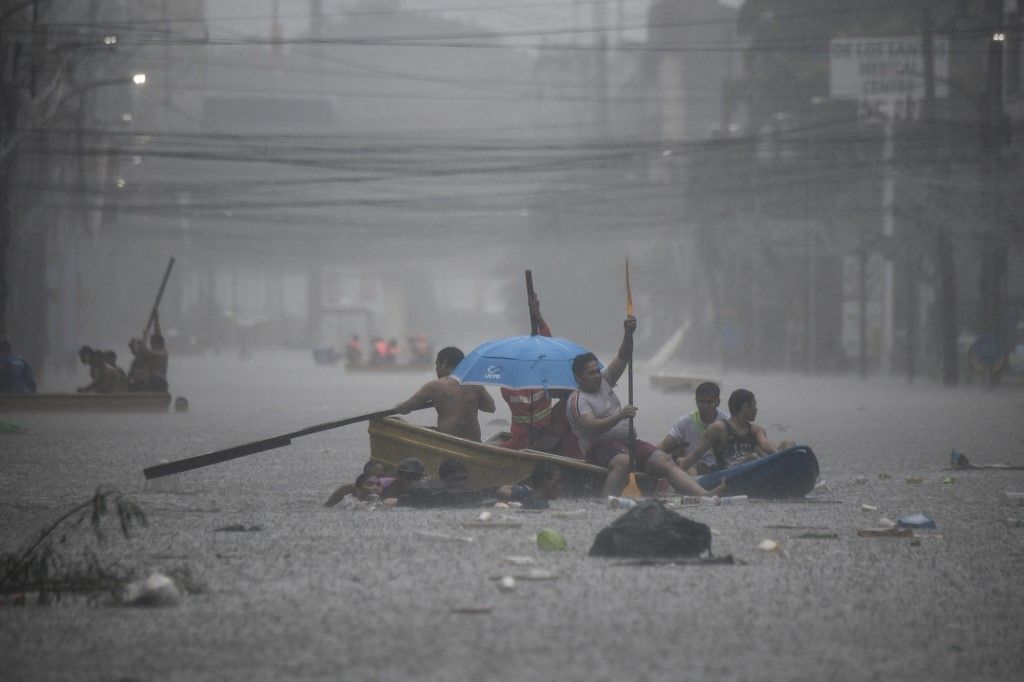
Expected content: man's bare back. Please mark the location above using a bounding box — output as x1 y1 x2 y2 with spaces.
394 346 496 442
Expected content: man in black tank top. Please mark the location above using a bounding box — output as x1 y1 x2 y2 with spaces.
674 388 794 474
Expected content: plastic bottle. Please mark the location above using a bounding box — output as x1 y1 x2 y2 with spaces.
608 496 637 510
717 495 749 505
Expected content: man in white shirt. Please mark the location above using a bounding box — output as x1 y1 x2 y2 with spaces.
659 381 728 474
566 315 723 498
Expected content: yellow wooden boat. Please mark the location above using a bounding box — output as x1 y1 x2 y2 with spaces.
0 392 172 413
367 416 611 495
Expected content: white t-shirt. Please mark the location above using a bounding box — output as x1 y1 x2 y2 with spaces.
567 372 630 454
667 409 728 468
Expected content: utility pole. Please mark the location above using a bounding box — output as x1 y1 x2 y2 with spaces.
979 0 1008 387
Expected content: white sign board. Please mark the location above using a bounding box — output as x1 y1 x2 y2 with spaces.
830 36 949 101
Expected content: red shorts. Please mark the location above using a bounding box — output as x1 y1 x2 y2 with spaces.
585 439 659 470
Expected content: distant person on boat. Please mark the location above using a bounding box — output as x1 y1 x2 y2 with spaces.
567 315 723 498
103 350 130 392
393 346 495 442
0 338 37 393
77 346 119 393
387 338 400 365
676 388 795 474
659 381 728 475
497 461 561 509
498 292 578 457
128 313 169 392
410 333 432 366
371 337 388 365
345 335 363 365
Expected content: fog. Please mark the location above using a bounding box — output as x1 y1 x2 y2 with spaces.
2 0 1022 389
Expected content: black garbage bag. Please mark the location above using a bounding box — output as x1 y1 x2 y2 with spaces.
589 499 712 558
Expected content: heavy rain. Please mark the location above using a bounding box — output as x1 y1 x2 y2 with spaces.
1 1 1023 680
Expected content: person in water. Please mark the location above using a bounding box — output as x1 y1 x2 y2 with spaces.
497 461 562 509
676 388 794 473
393 346 495 442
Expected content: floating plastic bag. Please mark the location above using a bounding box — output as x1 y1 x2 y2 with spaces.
589 499 711 558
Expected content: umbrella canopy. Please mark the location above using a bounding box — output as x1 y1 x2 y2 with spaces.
450 335 600 390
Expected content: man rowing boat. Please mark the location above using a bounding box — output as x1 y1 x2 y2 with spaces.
394 346 496 442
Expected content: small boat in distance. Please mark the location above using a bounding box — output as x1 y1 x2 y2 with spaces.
0 392 172 413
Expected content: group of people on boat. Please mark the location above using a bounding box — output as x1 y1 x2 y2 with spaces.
78 314 169 393
344 333 433 368
382 291 801 499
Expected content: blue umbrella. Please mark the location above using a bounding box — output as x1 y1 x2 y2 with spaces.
450 335 601 390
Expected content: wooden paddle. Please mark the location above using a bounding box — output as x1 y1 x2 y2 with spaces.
625 258 636 467
526 269 539 336
142 405 426 479
142 257 175 341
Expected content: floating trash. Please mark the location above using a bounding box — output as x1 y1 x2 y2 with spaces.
861 504 878 512
537 528 567 551
857 527 913 538
498 576 516 592
757 539 781 552
897 514 937 529
121 572 181 607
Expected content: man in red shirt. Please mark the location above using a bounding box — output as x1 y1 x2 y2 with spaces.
499 293 580 457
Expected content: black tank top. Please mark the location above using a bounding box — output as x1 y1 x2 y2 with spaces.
717 421 758 469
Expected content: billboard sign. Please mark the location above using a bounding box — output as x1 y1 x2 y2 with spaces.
830 36 949 102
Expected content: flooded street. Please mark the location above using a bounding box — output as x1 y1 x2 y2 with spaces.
2 353 1024 680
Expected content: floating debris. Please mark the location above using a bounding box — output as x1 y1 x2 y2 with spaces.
857 527 913 538
415 531 473 544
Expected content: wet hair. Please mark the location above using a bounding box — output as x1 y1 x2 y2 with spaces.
354 473 377 489
530 462 559 487
695 382 720 399
728 388 755 416
79 345 94 361
363 460 384 475
103 350 117 365
438 458 467 481
0 338 10 355
571 352 599 378
435 346 464 369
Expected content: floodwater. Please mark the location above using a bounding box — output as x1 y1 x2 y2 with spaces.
2 352 1024 680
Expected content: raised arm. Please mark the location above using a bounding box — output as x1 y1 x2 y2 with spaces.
529 293 552 337
603 315 636 385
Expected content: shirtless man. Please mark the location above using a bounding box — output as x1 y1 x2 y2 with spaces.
676 388 794 474
394 346 495 442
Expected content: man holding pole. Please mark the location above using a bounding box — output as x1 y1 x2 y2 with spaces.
566 315 722 498
128 312 169 392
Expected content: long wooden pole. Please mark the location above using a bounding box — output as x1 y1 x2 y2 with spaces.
625 258 635 466
525 269 539 336
142 257 175 340
142 404 428 479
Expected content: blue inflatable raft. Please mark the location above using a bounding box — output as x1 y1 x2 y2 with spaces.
697 445 820 499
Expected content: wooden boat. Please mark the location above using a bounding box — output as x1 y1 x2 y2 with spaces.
368 416 610 495
649 372 717 392
0 392 172 413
